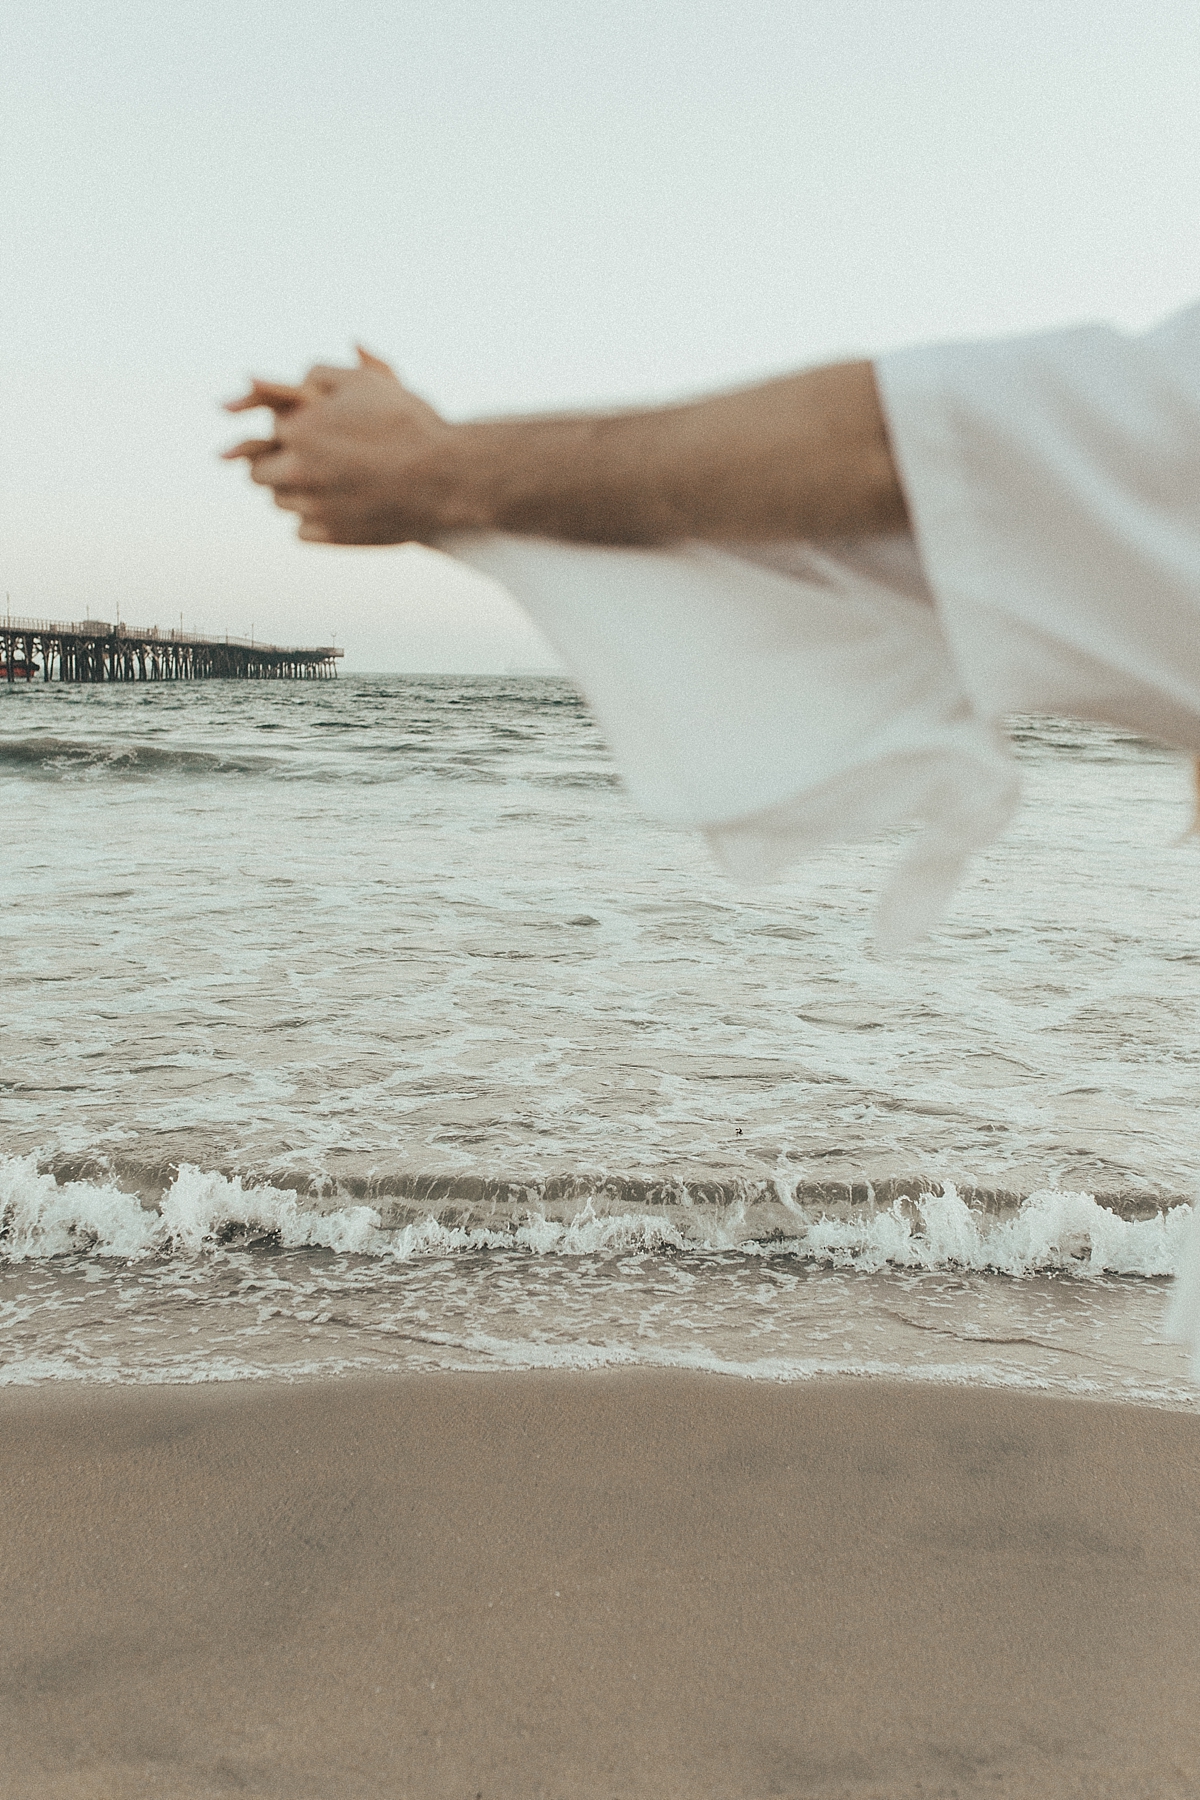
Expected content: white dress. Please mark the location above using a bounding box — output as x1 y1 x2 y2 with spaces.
441 298 1200 1364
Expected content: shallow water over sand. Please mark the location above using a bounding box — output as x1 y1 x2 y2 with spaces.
2 676 1198 1399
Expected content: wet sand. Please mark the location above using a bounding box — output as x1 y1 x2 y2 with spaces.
2 1372 1199 1800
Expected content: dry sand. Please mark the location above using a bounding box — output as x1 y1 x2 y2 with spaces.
2 1372 1199 1800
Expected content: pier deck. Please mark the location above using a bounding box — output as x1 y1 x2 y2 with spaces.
1 616 342 681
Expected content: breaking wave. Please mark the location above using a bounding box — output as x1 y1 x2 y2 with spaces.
0 732 613 788
0 736 279 779
1 1155 1191 1278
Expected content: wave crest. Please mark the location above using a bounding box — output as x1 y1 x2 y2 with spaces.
0 1155 1190 1277
0 737 279 779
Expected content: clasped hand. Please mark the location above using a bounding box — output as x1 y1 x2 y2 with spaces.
223 350 469 545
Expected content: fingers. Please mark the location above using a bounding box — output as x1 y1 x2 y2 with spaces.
224 352 398 418
221 437 278 462
222 439 313 495
356 345 396 375
225 379 305 415
220 345 416 546
301 352 400 393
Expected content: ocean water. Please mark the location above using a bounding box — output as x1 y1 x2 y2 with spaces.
2 673 1199 1406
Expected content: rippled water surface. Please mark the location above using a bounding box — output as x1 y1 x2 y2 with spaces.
2 674 1199 1400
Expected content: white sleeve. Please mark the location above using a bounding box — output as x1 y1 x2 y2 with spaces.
874 303 1200 746
439 302 1200 949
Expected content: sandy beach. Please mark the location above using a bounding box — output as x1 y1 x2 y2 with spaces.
1 1372 1198 1799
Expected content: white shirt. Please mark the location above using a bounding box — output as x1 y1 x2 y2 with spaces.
444 301 1200 953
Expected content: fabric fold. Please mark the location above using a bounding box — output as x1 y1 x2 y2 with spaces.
443 302 1200 955
441 531 1017 951
875 303 1200 748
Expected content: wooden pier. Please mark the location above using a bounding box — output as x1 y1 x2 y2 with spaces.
0 616 342 682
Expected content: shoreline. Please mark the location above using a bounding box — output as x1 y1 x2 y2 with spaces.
6 1235 1194 1408
3 1349 1199 1415
4 1369 1200 1799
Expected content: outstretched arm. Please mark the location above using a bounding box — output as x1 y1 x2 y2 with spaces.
224 349 907 548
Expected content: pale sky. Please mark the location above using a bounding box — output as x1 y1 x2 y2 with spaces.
4 0 1199 670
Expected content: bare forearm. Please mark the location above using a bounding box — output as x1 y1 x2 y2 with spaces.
225 351 907 548
452 361 906 545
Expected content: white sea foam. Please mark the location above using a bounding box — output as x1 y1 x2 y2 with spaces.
0 1156 161 1260
0 1155 1191 1278
158 1165 382 1254
0 1157 382 1261
797 1184 1191 1278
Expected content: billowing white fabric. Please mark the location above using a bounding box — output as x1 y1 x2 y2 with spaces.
441 530 1017 954
443 306 1200 951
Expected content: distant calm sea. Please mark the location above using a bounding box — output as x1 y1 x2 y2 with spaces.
2 674 1198 1405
